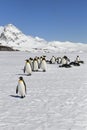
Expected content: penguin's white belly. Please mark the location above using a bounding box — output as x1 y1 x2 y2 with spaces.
51 58 55 63
18 82 25 96
62 58 67 65
33 61 38 71
26 64 32 74
41 61 47 71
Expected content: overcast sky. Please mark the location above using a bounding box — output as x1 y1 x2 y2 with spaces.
0 0 87 43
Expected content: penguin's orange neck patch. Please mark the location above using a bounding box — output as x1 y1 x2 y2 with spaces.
19 80 23 83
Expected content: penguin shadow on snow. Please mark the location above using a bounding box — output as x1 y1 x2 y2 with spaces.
10 95 25 99
22 68 44 73
32 70 45 72
16 73 32 76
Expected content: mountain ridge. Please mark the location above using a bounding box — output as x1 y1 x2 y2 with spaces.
0 24 87 53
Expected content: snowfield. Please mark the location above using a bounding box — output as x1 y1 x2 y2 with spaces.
0 51 87 130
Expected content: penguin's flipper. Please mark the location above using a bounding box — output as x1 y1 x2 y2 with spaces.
23 80 27 94
16 85 18 94
24 66 26 73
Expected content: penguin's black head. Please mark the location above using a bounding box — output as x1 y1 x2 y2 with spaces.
63 56 67 59
19 77 23 80
34 58 37 61
29 57 33 60
42 57 45 60
43 55 46 58
25 59 29 62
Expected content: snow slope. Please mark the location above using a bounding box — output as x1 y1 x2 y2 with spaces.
0 51 87 130
0 24 47 51
0 24 87 52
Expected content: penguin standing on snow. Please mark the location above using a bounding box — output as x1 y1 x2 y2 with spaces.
24 59 32 75
16 77 26 98
32 58 38 71
29 57 33 70
50 56 56 64
41 57 47 72
75 55 80 63
75 55 84 64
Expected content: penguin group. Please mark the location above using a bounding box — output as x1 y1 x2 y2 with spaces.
23 55 47 73
47 55 84 68
16 55 47 98
15 54 84 98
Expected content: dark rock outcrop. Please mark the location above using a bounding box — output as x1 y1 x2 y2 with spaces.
0 45 14 51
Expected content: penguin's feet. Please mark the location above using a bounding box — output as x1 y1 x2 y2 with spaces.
21 96 25 98
27 74 31 76
43 70 46 72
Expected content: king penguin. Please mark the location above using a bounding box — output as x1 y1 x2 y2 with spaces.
75 55 80 63
24 59 32 75
41 57 47 72
32 58 38 71
16 77 26 98
50 56 56 64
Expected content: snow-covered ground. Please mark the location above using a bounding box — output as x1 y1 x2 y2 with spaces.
0 51 87 130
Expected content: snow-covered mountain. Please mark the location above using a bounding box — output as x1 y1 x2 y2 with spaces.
0 24 87 53
0 24 47 52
